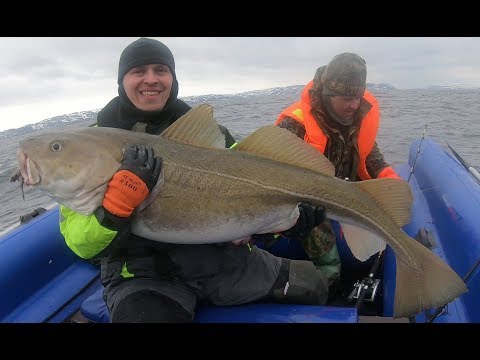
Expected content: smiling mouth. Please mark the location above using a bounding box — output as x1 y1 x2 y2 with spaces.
141 91 160 96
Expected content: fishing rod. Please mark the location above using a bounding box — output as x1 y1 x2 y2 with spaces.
446 142 480 185
407 124 428 183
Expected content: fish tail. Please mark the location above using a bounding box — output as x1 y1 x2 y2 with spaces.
393 234 468 319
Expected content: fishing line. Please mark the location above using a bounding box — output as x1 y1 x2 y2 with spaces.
425 257 480 323
407 124 428 183
445 141 480 185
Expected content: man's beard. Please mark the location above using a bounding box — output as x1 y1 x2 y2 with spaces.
322 95 354 126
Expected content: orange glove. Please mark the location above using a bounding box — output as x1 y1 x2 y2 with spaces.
377 166 402 180
103 145 162 218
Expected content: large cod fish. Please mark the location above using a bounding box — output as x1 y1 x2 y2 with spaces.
12 103 467 318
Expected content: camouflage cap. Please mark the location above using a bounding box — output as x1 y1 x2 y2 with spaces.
321 53 367 97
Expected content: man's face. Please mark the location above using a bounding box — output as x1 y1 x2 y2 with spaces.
329 95 362 121
122 64 173 111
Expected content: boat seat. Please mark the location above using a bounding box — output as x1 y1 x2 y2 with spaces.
80 284 358 323
80 234 364 323
80 286 110 323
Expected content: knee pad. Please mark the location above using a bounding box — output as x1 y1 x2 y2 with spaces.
269 259 329 305
112 291 193 323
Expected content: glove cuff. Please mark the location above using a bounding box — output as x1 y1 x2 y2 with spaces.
94 206 131 231
377 166 401 179
103 170 149 217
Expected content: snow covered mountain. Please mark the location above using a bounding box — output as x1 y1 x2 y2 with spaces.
0 83 395 138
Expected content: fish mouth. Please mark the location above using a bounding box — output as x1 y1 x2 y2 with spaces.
17 148 41 186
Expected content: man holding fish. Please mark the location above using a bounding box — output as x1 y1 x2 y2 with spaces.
59 38 330 322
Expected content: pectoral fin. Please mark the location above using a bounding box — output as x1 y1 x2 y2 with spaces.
340 222 386 261
255 205 300 234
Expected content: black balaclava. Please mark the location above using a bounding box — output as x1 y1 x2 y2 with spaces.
117 37 178 106
97 37 190 134
318 53 367 126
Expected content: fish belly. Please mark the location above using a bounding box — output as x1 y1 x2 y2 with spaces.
131 193 300 244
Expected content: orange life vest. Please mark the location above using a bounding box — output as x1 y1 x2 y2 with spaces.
276 81 381 180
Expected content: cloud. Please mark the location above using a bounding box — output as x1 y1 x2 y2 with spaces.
0 37 479 131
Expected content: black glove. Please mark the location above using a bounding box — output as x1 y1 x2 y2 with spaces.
281 202 326 239
102 144 162 218
119 145 162 192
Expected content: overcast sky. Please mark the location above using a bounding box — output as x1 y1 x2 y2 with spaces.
0 37 479 131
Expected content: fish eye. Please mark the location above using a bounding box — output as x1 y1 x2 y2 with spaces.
50 141 63 152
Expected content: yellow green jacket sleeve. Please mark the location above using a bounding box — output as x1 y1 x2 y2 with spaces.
59 205 117 259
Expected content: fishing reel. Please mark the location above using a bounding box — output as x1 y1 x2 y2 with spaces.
347 251 383 305
347 277 381 303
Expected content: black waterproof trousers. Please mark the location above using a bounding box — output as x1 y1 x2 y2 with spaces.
101 242 329 323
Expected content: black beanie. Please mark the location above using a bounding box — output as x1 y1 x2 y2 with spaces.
117 37 176 85
320 53 367 97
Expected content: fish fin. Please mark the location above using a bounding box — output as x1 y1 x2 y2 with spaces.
236 125 335 176
340 222 386 261
354 178 413 226
137 170 165 212
393 233 468 318
161 104 226 149
256 205 300 234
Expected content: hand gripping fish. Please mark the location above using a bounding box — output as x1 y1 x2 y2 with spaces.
12 103 467 318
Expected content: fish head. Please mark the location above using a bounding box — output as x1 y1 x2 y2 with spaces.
17 127 125 214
